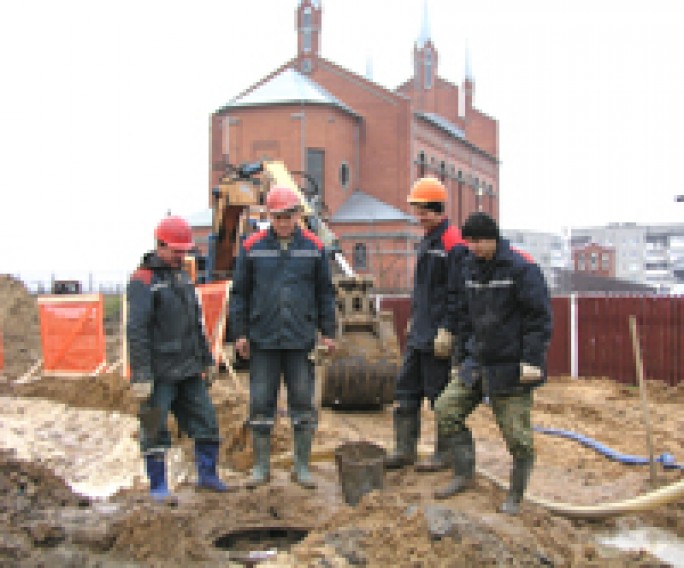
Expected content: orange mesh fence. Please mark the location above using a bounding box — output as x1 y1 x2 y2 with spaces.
196 281 230 365
38 294 107 376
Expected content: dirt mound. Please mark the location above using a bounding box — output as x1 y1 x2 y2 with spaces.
0 275 41 380
0 449 89 564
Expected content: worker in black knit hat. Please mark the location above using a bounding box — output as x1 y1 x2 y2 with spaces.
432 211 553 515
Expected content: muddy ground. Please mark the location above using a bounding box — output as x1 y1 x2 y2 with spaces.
1 276 683 566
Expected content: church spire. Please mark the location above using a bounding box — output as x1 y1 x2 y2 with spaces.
417 0 431 49
296 0 322 73
414 0 437 91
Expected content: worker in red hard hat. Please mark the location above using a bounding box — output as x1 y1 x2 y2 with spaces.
127 215 234 501
385 177 469 473
229 185 337 489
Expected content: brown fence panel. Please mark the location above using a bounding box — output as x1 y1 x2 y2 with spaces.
577 295 684 386
547 297 570 376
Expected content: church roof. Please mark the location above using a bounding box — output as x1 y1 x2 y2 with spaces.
415 112 465 140
330 190 415 224
222 67 360 119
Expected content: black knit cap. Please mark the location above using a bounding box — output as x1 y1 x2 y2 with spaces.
461 212 500 240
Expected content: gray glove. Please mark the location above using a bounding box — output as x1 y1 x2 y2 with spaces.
130 381 153 400
520 362 542 384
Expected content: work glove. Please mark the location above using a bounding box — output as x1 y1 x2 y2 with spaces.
519 362 543 384
205 367 218 386
130 381 153 400
433 328 454 359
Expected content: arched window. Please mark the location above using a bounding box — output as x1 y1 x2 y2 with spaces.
417 151 426 178
424 51 433 89
353 243 367 269
339 162 350 189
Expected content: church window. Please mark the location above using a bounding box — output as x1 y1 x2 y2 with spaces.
353 243 367 269
339 162 350 189
424 51 433 89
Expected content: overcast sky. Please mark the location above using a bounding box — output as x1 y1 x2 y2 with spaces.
1 0 683 282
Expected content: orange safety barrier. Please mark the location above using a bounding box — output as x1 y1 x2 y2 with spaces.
196 281 230 366
37 293 107 377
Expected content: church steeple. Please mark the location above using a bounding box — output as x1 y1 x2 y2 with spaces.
296 0 322 74
413 0 437 91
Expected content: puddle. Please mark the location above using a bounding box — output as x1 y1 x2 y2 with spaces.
599 527 684 567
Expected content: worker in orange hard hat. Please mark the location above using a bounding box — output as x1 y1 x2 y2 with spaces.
385 177 469 473
229 185 337 490
127 215 234 501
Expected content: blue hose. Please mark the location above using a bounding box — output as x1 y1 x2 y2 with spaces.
533 426 684 470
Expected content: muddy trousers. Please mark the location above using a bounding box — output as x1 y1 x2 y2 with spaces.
248 348 317 488
434 374 534 504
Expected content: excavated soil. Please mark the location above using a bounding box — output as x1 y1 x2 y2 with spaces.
0 276 683 566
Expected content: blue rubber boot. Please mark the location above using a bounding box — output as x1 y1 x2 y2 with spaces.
144 452 171 502
195 441 231 492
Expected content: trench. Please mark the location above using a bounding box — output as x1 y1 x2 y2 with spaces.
213 526 309 564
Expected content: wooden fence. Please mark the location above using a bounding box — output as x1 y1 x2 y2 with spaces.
379 294 684 386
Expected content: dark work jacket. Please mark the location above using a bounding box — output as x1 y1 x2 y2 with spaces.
458 239 552 394
127 252 213 383
407 218 469 352
228 225 336 350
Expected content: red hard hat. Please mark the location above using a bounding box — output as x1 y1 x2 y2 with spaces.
266 186 300 213
154 216 194 251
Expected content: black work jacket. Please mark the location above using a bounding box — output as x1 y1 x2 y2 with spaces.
407 218 469 352
458 239 553 394
228 225 336 350
127 252 213 383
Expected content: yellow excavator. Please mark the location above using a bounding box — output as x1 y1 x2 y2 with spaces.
204 160 400 409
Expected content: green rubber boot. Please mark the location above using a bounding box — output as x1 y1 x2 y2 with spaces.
434 429 475 499
246 431 271 489
384 410 419 470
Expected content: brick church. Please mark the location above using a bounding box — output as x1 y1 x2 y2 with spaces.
206 0 499 292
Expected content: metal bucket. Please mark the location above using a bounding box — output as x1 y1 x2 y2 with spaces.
334 441 386 506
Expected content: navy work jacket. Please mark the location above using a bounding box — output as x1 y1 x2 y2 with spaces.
407 218 469 352
228 225 336 350
458 239 553 394
127 252 213 383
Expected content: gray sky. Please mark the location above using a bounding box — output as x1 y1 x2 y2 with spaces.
1 0 684 282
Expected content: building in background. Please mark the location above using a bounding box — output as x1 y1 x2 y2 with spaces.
198 0 499 292
502 229 570 290
571 223 684 292
572 242 616 278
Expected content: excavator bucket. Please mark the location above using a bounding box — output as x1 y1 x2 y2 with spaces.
320 275 401 409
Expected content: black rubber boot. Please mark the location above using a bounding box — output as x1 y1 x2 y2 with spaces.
500 455 534 515
434 429 475 499
384 410 419 470
415 416 450 472
246 431 271 489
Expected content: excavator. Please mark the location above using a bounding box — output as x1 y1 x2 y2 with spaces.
202 160 401 409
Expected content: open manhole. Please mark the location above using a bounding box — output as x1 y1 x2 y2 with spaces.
214 526 309 564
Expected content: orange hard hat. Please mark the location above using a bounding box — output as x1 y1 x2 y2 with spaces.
154 216 194 251
266 186 301 213
407 177 447 204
